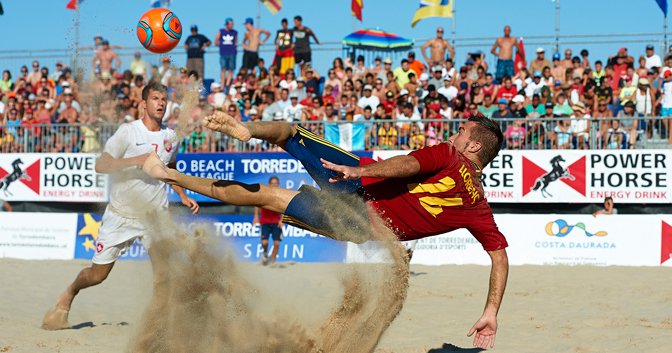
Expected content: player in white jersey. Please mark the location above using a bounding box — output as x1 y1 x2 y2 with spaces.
41 81 199 330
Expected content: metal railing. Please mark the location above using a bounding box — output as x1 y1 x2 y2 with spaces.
1 117 670 154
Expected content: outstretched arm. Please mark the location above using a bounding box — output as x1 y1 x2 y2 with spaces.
467 248 508 349
321 155 420 182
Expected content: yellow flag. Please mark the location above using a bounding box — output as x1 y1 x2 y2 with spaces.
411 0 453 28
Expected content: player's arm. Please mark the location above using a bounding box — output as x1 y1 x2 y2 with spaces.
167 162 199 214
448 41 455 61
260 29 271 45
321 155 420 182
421 40 431 64
114 52 122 70
468 248 508 349
242 32 250 51
490 39 499 56
309 28 320 45
94 152 149 174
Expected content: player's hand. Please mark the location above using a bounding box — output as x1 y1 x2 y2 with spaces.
467 313 498 349
320 158 362 182
181 196 200 214
134 153 151 168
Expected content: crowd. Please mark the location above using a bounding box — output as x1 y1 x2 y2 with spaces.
1 21 672 153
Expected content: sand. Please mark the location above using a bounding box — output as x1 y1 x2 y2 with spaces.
1 258 671 353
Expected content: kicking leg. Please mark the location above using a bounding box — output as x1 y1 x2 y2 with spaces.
144 153 296 213
42 262 115 330
202 111 294 147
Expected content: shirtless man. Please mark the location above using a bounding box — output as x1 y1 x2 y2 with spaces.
242 17 271 74
93 40 121 78
491 25 520 83
421 26 455 66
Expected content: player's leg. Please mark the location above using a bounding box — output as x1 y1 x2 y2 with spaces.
260 225 270 265
144 153 296 213
269 226 282 264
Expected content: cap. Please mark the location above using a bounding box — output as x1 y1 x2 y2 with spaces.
63 88 73 95
383 57 392 64
245 17 254 25
297 76 305 82
274 111 284 118
572 103 586 114
545 102 554 109
469 50 484 56
552 53 561 60
639 78 650 85
646 44 655 50
471 82 480 89
191 25 198 31
618 47 627 56
498 98 508 104
249 108 258 115
289 92 299 99
536 47 545 53
102 39 110 45
363 84 373 90
225 17 233 25
114 72 124 79
623 100 635 108
210 82 221 90
533 71 542 77
399 89 409 95
419 73 429 81
124 115 133 122
665 70 672 77
465 58 475 65
180 67 188 73
459 82 468 90
45 102 52 109
116 93 126 100
512 95 525 103
25 108 34 114
28 93 36 101
561 83 571 90
433 65 443 72
443 75 452 81
385 90 394 97
553 80 562 86
61 81 71 87
134 52 142 57
573 72 581 79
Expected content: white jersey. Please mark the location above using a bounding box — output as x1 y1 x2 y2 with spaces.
103 119 178 219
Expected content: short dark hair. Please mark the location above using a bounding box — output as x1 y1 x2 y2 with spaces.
141 81 168 101
281 18 288 24
294 15 302 21
269 176 279 183
605 196 613 202
401 59 409 64
468 116 503 167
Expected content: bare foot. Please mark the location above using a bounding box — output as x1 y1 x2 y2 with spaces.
41 307 71 330
202 111 252 142
142 152 169 180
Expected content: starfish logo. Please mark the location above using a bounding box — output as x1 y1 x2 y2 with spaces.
77 213 103 253
222 34 234 45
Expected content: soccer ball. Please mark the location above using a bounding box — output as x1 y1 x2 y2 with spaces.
136 8 182 54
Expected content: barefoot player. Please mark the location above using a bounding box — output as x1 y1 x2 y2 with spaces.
143 112 508 349
41 81 199 330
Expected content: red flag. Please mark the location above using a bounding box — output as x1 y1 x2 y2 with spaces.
514 36 526 74
66 0 83 10
352 0 363 22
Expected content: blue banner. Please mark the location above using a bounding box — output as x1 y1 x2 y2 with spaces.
657 0 668 16
74 213 347 263
168 152 372 203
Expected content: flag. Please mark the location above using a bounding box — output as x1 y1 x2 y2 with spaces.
352 0 363 22
261 0 282 15
0 1 4 16
150 0 172 8
66 0 84 10
324 123 366 151
656 0 668 16
514 37 526 74
411 0 453 28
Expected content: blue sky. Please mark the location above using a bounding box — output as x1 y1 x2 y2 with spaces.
0 0 668 80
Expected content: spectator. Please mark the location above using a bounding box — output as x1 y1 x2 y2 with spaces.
616 101 640 148
505 119 526 149
283 92 303 121
593 197 618 217
529 48 552 77
376 119 398 150
438 75 457 101
492 98 512 119
304 68 321 96
478 94 498 118
526 94 545 117
554 118 574 149
510 95 527 118
216 18 238 89
253 176 284 265
93 40 121 79
427 65 443 90
130 52 148 79
660 69 672 143
644 44 662 70
494 76 517 102
407 51 426 77
292 15 320 72
551 53 565 84
491 25 520 83
553 92 573 117
408 123 425 150
358 84 380 110
1 70 12 93
27 60 42 86
279 69 298 91
605 120 627 149
184 25 211 80
272 18 295 75
631 78 654 118
242 18 271 75
570 103 590 149
560 49 573 70
421 26 455 66
393 59 413 88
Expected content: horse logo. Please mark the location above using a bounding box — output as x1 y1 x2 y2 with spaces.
0 159 32 196
531 155 575 198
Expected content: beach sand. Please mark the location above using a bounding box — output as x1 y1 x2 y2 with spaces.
0 259 670 353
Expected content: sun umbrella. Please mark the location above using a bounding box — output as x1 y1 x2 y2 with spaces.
342 29 414 51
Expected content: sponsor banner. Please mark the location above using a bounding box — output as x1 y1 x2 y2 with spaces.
0 212 77 260
73 213 347 263
411 214 671 266
169 152 372 202
0 153 108 202
484 150 672 203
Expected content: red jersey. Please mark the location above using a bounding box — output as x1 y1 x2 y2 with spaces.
360 143 508 251
259 208 282 224
495 86 517 101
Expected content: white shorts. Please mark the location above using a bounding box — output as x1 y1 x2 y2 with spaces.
92 209 149 265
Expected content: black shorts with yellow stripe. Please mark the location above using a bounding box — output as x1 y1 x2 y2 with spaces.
282 126 370 242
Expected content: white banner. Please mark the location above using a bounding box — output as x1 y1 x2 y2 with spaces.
0 212 77 260
374 149 672 204
409 214 672 267
0 153 108 202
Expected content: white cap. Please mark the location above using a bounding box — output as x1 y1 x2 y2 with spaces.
536 47 545 53
443 75 452 81
249 108 258 115
420 73 429 81
400 89 409 95
63 88 73 95
512 95 525 103
210 82 221 90
124 115 133 122
45 102 53 109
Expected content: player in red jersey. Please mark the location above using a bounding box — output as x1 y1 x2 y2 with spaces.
253 176 284 265
143 111 508 350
